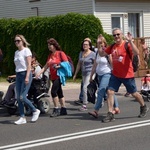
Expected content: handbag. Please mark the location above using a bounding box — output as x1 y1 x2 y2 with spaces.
87 80 97 104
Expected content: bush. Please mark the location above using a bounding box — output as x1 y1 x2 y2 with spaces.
0 12 111 75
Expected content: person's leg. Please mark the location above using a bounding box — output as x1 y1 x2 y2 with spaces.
56 79 67 115
16 72 25 118
20 73 37 112
102 75 121 123
74 81 83 105
3 83 16 103
80 74 90 111
50 79 62 117
15 72 27 125
89 74 111 118
107 90 115 112
79 81 83 101
123 78 149 118
15 71 40 124
103 92 107 101
94 74 111 111
112 95 120 114
51 79 61 107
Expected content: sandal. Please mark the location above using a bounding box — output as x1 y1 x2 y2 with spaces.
112 108 121 114
88 111 98 118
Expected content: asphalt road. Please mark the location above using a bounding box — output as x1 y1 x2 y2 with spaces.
0 79 150 150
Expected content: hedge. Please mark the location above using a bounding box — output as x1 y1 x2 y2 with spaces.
0 12 113 75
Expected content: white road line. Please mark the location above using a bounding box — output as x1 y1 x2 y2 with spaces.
1 119 150 150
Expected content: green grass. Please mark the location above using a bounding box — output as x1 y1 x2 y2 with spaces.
0 76 7 82
67 78 82 83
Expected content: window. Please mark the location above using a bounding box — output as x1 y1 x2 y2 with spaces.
128 13 140 38
111 14 123 31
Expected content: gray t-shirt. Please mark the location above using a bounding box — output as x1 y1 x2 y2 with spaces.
79 51 96 76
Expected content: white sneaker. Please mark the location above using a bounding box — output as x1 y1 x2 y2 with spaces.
14 117 27 125
31 109 40 122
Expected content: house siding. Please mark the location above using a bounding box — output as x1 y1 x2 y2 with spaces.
95 2 150 37
0 0 93 19
0 0 150 37
143 12 150 38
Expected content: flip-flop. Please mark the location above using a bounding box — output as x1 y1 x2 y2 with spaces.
112 108 121 114
88 111 98 118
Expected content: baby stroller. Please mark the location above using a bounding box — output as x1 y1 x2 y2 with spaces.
140 85 150 102
5 73 51 115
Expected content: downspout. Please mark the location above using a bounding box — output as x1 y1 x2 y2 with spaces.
31 7 39 16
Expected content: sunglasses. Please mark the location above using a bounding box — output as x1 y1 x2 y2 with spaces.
14 40 21 43
113 33 120 37
83 44 89 46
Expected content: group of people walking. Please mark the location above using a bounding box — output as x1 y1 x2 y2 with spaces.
1 35 71 125
0 27 149 125
74 28 149 123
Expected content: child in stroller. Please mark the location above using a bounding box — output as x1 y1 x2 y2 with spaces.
140 71 150 102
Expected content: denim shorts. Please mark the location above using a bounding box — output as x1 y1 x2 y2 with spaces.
108 74 137 94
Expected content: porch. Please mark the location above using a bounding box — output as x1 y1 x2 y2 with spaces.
134 37 150 77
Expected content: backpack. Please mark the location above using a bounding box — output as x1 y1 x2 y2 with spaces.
59 52 74 74
110 42 139 72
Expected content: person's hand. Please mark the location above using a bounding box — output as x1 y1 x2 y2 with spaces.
25 77 29 85
125 32 133 42
35 73 40 79
55 65 60 69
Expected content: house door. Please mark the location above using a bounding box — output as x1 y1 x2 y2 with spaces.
111 14 123 32
128 13 140 38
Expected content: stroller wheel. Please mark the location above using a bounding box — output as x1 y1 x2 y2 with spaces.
24 104 32 116
7 106 17 115
38 97 50 114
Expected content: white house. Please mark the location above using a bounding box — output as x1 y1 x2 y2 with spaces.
0 0 150 38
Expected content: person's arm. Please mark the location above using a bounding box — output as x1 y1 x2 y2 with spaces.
34 65 43 79
125 32 139 55
90 59 97 82
98 44 108 57
36 63 48 78
8 75 16 78
73 60 81 81
25 56 32 84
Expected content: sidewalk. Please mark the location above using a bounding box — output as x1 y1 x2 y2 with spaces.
0 77 142 94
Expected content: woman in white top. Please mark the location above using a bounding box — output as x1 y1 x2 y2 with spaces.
88 35 120 118
14 34 40 125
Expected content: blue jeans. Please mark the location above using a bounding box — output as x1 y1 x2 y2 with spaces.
79 80 83 101
108 74 137 93
82 74 91 105
16 71 36 117
94 73 119 111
